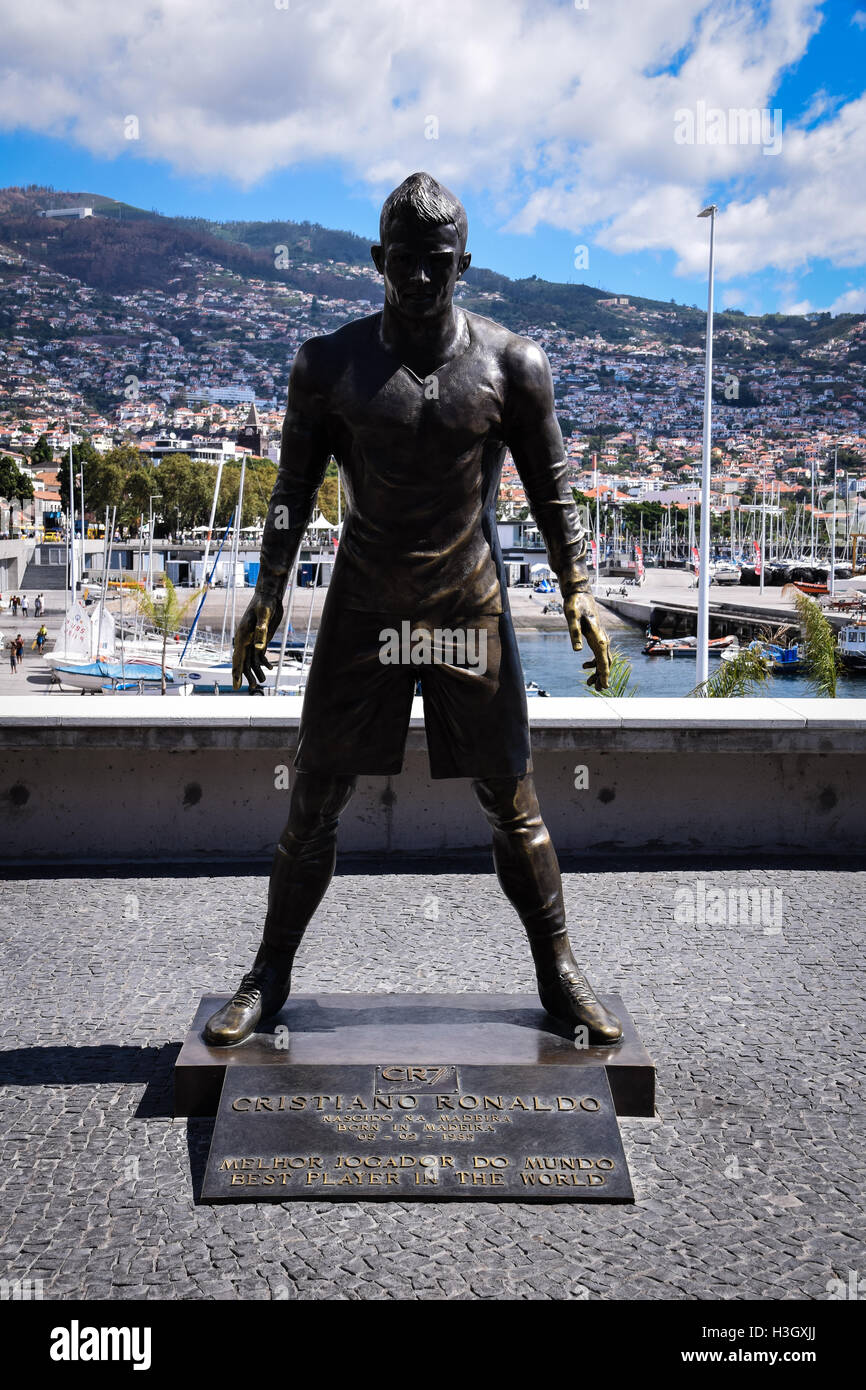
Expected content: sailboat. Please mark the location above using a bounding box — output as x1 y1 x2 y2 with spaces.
46 603 194 693
45 507 195 694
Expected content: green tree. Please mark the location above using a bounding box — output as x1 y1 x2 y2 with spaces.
58 441 150 528
0 455 31 501
782 586 841 697
157 453 215 532
316 460 341 524
122 465 158 532
689 644 772 698
593 646 638 697
0 455 34 531
29 434 54 466
132 576 205 694
621 501 664 535
242 459 277 527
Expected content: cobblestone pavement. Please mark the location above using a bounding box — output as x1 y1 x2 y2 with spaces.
1 860 864 1301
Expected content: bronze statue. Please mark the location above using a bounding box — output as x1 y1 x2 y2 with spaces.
204 173 622 1048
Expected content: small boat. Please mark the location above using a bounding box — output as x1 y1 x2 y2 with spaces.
525 680 550 698
720 639 772 668
837 622 866 671
178 650 312 694
720 639 801 672
51 659 192 693
642 634 737 658
764 642 803 673
99 676 195 696
710 561 741 585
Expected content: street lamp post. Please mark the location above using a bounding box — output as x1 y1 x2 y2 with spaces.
148 494 162 592
67 414 76 600
79 458 86 591
760 479 766 596
593 452 600 588
829 446 837 600
695 204 717 688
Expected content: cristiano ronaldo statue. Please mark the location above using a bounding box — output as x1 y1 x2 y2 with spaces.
204 173 623 1048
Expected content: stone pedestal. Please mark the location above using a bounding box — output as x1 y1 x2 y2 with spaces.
175 992 654 1118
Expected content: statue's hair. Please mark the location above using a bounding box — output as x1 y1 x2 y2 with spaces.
379 172 467 247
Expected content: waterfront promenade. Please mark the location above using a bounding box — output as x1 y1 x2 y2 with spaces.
595 568 866 638
5 567 863 705
0 586 621 700
1 857 863 1300
2 576 863 1303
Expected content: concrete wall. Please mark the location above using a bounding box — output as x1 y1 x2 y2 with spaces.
2 696 864 863
0 539 36 591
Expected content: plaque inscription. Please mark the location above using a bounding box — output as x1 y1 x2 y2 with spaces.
201 1063 634 1202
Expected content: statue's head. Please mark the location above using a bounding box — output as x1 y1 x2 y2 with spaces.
372 172 471 318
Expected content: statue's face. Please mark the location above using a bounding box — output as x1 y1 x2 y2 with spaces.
372 218 470 318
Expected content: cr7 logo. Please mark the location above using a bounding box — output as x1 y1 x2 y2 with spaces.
380 1066 451 1085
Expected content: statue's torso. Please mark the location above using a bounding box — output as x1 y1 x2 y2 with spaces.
320 311 512 620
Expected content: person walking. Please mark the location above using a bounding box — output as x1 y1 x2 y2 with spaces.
35 624 48 654
35 593 43 618
15 633 24 668
10 594 18 617
20 594 28 617
8 637 17 674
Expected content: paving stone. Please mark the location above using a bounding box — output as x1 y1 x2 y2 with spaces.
1 863 864 1300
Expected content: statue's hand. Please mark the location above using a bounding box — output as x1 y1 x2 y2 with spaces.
232 593 283 691
563 590 611 692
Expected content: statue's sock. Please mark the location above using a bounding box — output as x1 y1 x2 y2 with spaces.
526 926 578 979
260 827 336 958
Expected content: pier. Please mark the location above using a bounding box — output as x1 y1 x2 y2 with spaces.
595 568 866 641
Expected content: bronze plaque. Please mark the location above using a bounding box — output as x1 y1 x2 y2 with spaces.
201 1063 634 1203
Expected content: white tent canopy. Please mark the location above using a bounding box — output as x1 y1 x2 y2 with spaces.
306 512 336 531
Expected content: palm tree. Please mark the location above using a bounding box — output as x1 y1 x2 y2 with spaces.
132 576 204 694
593 645 638 697
689 643 772 697
781 585 841 697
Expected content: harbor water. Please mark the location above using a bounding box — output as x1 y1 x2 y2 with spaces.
516 629 866 699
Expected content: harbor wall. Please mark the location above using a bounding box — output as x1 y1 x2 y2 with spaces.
0 539 36 592
2 696 865 863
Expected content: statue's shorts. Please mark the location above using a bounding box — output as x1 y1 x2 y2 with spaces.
293 598 532 780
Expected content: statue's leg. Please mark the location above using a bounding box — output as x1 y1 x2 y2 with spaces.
203 771 356 1046
471 774 622 1043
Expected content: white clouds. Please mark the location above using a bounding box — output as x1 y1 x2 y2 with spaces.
829 287 866 314
774 286 865 316
0 0 861 288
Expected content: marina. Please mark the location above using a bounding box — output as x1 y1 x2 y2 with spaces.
6 570 866 701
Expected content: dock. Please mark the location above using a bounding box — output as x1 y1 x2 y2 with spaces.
595 569 866 640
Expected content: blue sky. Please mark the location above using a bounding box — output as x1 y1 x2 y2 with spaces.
0 0 863 315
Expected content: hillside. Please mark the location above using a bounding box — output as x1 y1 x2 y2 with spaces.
2 185 863 364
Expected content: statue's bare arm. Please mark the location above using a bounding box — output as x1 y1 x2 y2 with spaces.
503 338 610 691
233 342 332 690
